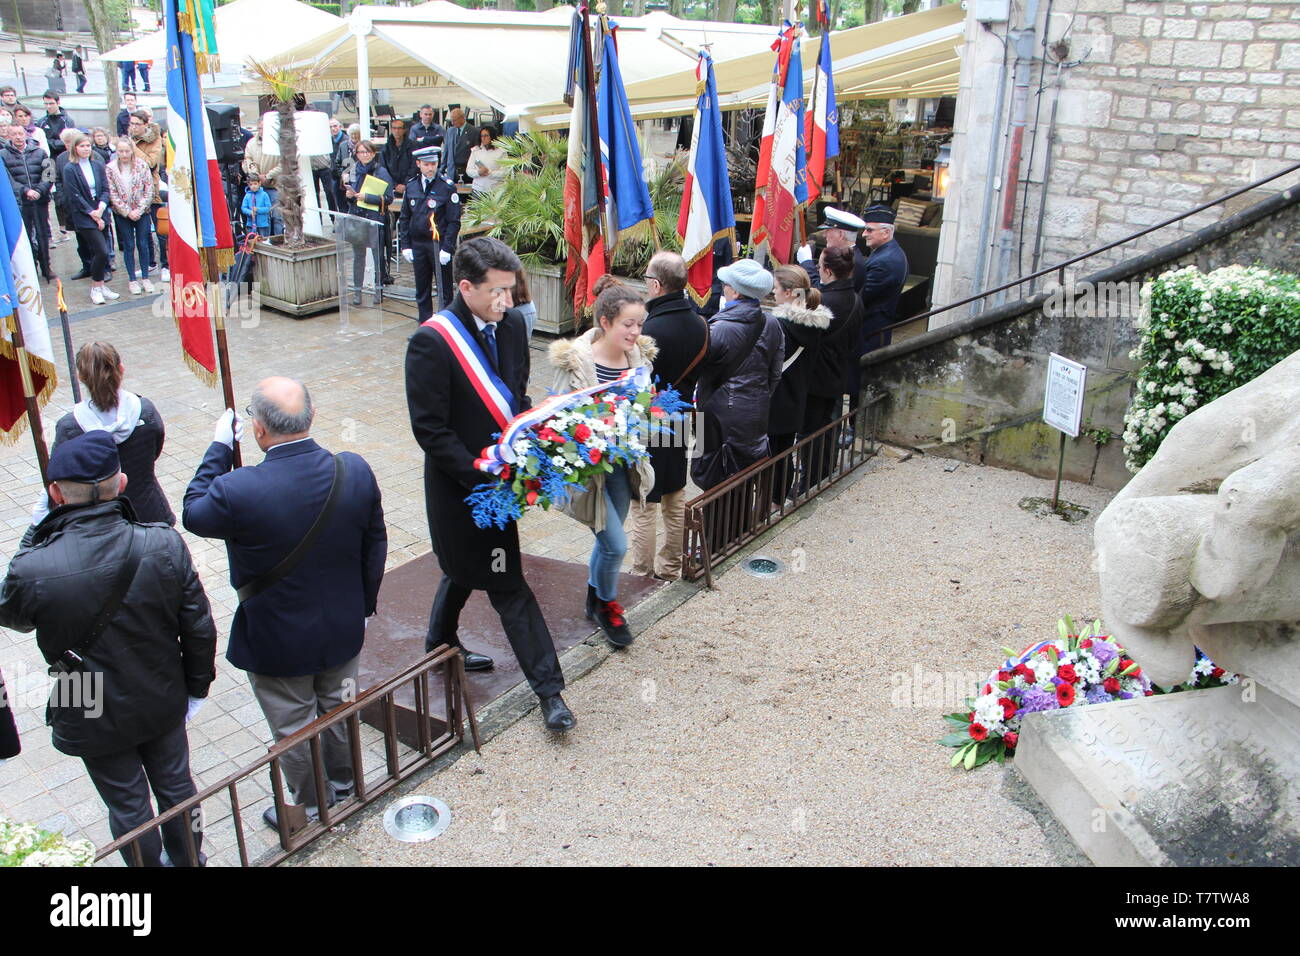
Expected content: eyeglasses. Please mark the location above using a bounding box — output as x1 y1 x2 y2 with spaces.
642 274 660 285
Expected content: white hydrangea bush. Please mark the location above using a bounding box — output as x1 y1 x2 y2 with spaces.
0 816 95 867
1123 264 1300 472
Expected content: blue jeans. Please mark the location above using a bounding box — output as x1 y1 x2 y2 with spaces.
120 62 135 91
263 187 284 236
588 466 631 602
114 213 152 280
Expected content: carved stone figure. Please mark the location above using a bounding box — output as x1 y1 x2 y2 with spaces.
1095 349 1300 706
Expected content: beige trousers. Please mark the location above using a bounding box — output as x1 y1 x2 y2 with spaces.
629 489 686 579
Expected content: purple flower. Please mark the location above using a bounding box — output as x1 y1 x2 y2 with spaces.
1085 686 1112 705
1120 691 1134 700
1019 686 1059 714
1090 641 1119 667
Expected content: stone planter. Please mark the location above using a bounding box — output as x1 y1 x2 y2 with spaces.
253 237 339 318
524 264 649 337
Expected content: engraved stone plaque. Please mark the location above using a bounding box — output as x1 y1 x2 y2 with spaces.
1016 684 1299 866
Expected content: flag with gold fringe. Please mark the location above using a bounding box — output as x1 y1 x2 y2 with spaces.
165 0 234 385
0 170 55 444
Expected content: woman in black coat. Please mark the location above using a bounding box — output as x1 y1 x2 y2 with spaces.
50 341 175 526
62 133 116 303
344 138 394 304
768 264 831 503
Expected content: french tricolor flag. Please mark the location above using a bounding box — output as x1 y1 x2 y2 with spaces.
164 0 234 385
677 51 735 306
805 0 840 204
751 23 807 266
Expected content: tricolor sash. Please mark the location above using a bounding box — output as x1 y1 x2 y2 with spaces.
474 365 651 477
423 310 515 429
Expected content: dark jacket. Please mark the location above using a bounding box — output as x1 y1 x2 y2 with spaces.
805 245 867 294
348 157 393 223
768 300 832 437
441 121 476 177
2 139 52 205
642 290 708 499
694 297 784 484
398 170 461 254
117 108 131 136
0 498 217 758
382 136 415 190
860 238 909 352
808 277 863 400
92 142 113 165
61 156 111 229
405 293 532 590
408 120 445 152
183 438 386 678
35 108 75 160
53 395 175 526
0 667 18 759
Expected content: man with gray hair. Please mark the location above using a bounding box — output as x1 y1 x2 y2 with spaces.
184 380 387 833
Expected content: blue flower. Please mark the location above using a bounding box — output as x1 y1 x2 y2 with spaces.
1019 686 1058 714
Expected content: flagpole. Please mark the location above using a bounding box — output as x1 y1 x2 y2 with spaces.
7 311 50 488
202 247 242 469
54 279 80 404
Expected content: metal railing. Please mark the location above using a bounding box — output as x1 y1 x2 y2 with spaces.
875 160 1300 341
95 646 479 867
683 394 885 587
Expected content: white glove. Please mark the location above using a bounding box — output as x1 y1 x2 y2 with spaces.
402 248 414 263
212 408 245 448
797 243 813 263
31 491 51 527
438 249 451 266
185 697 205 723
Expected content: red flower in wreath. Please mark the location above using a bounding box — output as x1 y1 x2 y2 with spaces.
574 423 592 443
525 490 539 506
1080 638 1093 649
1056 682 1076 707
1103 677 1121 695
996 669 1011 682
588 448 603 464
983 683 992 696
1003 731 1019 749
1013 663 1034 681
1211 666 1225 679
1057 663 1079 684
969 722 988 741
538 427 565 445
998 697 1017 720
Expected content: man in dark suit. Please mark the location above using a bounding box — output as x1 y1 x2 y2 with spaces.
183 378 387 830
439 108 476 182
407 104 444 152
399 145 461 317
404 237 574 732
847 204 909 422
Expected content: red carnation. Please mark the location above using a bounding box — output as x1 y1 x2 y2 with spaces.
997 670 1010 682
1080 638 1093 648
525 490 539 506
1056 682 1076 707
967 711 974 722
998 697 1016 720
1103 677 1121 695
983 683 992 695
1003 731 1018 749
1058 663 1079 684
499 465 511 480
969 723 988 741
1118 657 1135 671
574 423 592 442
1211 666 1225 679
588 448 602 464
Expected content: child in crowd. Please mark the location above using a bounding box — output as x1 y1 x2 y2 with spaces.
241 174 272 237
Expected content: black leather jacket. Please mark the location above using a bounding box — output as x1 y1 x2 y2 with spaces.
0 497 217 757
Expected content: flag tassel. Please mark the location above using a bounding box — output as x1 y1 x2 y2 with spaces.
2 313 51 482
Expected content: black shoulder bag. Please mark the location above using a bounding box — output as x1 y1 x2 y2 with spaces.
50 525 145 674
237 455 347 604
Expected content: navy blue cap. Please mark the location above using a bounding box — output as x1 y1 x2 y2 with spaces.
862 204 896 225
47 431 120 483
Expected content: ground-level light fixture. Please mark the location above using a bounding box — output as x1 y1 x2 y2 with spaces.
383 795 451 843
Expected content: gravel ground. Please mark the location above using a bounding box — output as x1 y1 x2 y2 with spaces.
306 454 1117 866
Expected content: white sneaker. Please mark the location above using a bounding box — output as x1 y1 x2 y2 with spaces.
102 286 120 300
129 280 142 295
142 278 156 294
161 268 170 282
90 287 104 305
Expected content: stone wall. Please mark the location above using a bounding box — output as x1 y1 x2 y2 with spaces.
865 194 1300 491
931 0 1300 320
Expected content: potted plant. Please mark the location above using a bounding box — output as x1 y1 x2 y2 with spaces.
244 59 338 318
464 133 685 334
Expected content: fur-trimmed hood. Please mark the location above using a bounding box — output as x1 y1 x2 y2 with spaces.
549 327 658 389
772 300 833 330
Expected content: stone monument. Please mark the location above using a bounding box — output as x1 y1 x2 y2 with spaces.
1017 350 1300 865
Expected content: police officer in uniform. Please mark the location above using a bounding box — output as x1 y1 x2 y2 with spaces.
399 144 462 318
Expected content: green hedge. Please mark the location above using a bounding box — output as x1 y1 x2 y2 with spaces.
1123 264 1300 471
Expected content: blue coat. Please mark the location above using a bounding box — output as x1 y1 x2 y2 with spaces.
859 239 909 352
241 187 272 229
182 438 387 678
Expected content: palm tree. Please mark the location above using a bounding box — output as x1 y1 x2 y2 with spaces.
245 59 325 249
